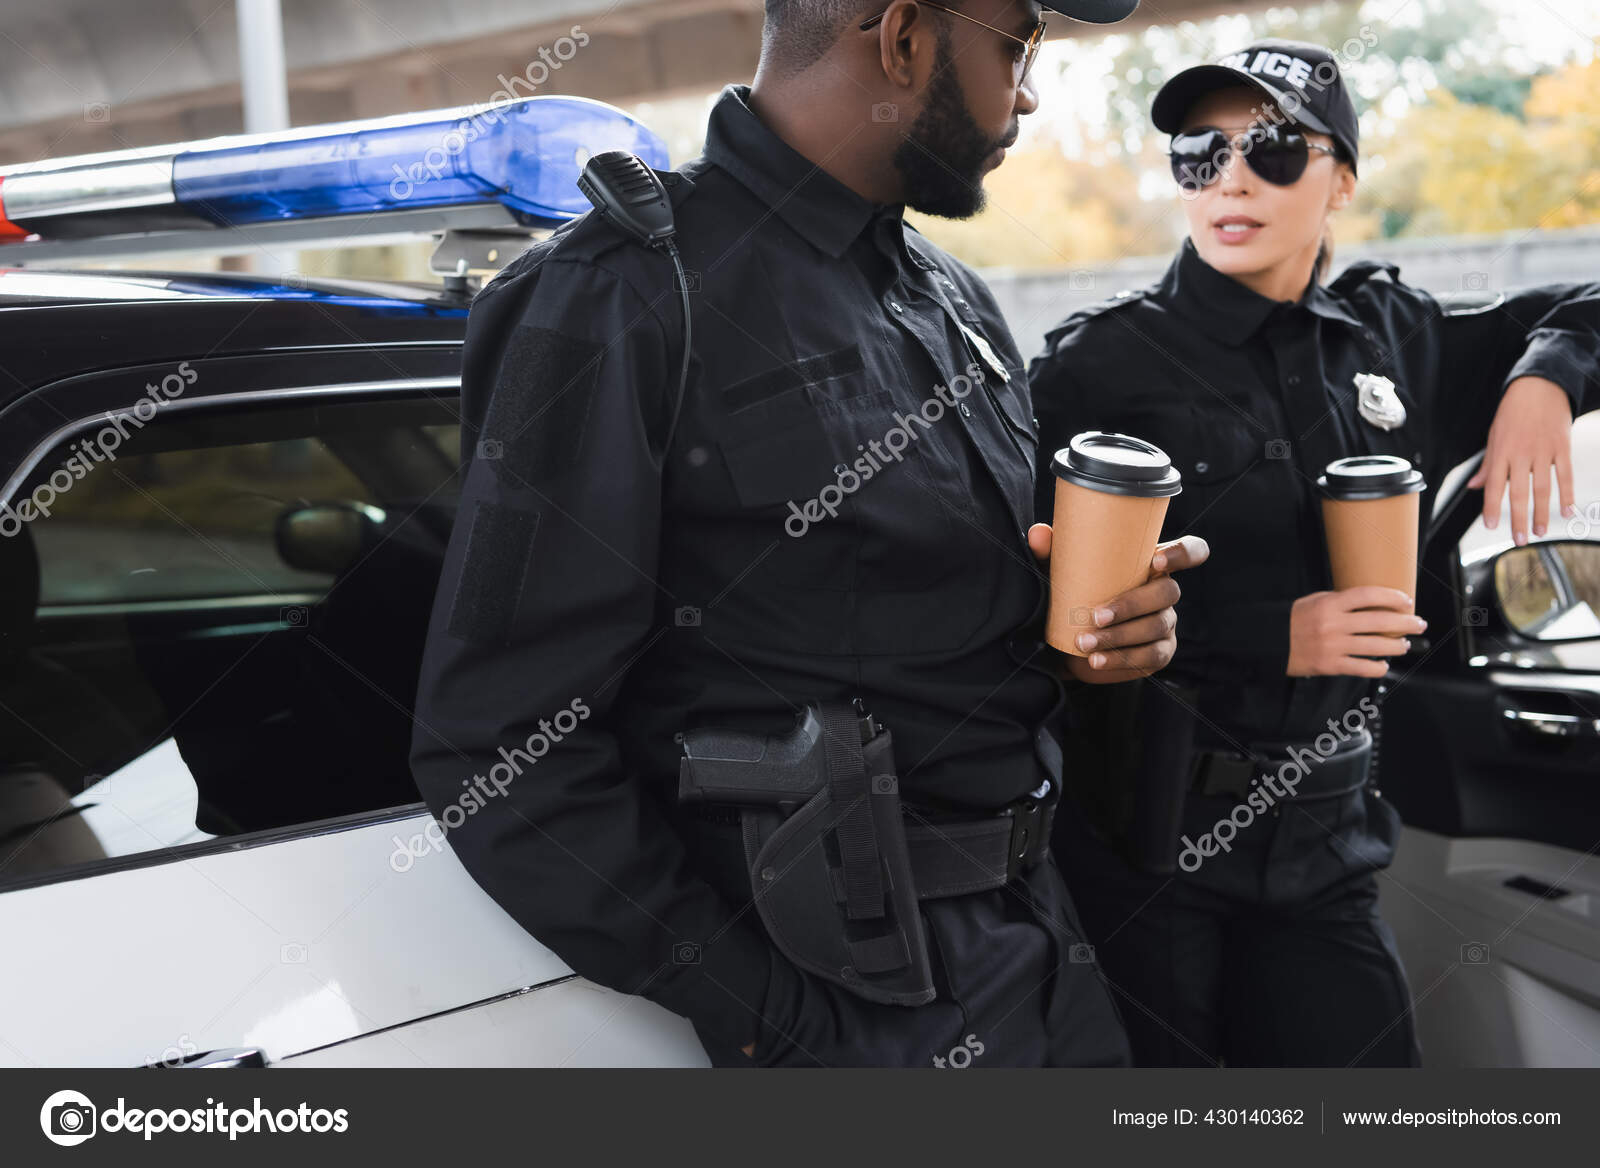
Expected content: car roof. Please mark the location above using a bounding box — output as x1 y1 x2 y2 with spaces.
0 267 459 307
0 267 471 401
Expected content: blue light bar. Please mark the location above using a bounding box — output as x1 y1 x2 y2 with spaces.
171 97 666 227
0 96 669 241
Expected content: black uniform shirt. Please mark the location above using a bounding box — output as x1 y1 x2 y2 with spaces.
1029 238 1598 747
411 85 1058 1049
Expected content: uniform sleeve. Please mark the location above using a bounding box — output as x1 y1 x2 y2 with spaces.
1432 281 1600 471
409 256 776 1054
1028 330 1083 528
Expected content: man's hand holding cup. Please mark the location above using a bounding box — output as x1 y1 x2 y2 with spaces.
1028 525 1209 683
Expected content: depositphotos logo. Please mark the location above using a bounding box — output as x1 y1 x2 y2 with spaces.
40 1088 350 1144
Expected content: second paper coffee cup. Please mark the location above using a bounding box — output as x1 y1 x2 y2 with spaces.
1318 454 1426 598
1046 432 1182 657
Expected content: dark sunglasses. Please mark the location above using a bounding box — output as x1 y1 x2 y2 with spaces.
1168 124 1339 191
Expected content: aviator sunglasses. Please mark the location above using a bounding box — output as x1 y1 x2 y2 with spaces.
1169 124 1339 191
860 2 1047 86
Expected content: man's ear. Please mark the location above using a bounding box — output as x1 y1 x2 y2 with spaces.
876 0 930 89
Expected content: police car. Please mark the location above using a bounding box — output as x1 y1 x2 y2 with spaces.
0 99 1595 1070
0 97 711 1068
1379 417 1600 1068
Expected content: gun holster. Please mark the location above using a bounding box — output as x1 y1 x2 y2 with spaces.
678 701 934 1006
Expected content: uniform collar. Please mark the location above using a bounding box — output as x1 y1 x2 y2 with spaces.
702 84 884 259
1159 237 1364 345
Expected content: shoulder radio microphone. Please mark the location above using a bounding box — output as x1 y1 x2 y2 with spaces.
578 150 692 455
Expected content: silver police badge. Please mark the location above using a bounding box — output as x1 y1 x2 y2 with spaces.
958 321 1011 383
1354 372 1406 431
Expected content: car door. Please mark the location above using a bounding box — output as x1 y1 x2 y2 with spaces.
0 358 707 1068
1378 407 1600 1068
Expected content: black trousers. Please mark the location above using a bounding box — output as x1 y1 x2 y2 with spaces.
681 814 1131 1068
1054 783 1421 1068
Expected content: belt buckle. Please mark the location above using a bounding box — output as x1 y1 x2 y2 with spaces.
1191 752 1258 800
1003 777 1054 882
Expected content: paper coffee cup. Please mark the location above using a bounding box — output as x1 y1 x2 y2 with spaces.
1046 432 1183 657
1317 455 1426 599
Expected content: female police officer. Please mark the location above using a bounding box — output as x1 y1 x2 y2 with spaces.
1028 39 1598 1066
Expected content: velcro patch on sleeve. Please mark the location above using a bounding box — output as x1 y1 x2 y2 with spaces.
482 325 604 475
446 500 540 645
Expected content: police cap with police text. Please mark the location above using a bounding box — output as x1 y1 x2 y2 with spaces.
1151 39 1360 173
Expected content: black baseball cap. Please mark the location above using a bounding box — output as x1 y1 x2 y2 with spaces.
1152 39 1359 173
1040 0 1140 23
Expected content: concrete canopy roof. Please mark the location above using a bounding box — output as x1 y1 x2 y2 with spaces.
0 0 1256 162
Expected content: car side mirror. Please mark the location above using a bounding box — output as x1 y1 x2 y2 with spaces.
1494 540 1600 642
275 502 385 576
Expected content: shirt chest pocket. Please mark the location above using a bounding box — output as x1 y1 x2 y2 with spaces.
713 344 947 510
1154 403 1268 545
711 347 994 654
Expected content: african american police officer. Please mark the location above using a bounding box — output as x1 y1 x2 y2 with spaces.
410 0 1210 1068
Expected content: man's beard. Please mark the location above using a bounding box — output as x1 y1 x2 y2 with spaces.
891 38 1011 219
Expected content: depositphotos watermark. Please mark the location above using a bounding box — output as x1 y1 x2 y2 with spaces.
1177 695 1379 872
1567 501 1600 539
388 26 590 201
390 697 591 871
40 1089 348 1145
1 361 197 538
784 363 985 538
932 1033 985 1068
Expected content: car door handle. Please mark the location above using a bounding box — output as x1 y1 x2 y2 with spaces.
1501 706 1600 739
147 1047 269 1068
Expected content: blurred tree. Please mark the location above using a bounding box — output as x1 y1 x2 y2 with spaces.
1523 55 1600 226
1353 54 1600 238
907 135 1154 267
938 0 1544 269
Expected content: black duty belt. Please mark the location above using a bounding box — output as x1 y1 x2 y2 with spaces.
1188 728 1372 801
679 775 1057 899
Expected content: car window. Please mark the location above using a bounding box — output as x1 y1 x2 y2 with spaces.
423 423 462 465
33 437 373 606
0 391 461 889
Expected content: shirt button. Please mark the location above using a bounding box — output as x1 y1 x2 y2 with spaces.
1287 374 1302 386
888 300 903 314
1195 460 1210 473
959 403 972 418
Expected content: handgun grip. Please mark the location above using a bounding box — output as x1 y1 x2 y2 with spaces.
677 709 830 805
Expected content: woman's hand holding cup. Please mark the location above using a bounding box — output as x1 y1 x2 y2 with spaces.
1286 587 1427 679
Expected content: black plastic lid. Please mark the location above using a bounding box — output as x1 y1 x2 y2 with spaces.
1051 431 1183 498
1317 454 1426 501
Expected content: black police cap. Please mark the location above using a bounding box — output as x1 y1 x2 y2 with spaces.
1040 0 1140 23
1152 39 1360 174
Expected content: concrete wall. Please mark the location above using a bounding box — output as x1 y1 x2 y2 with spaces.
982 226 1600 365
